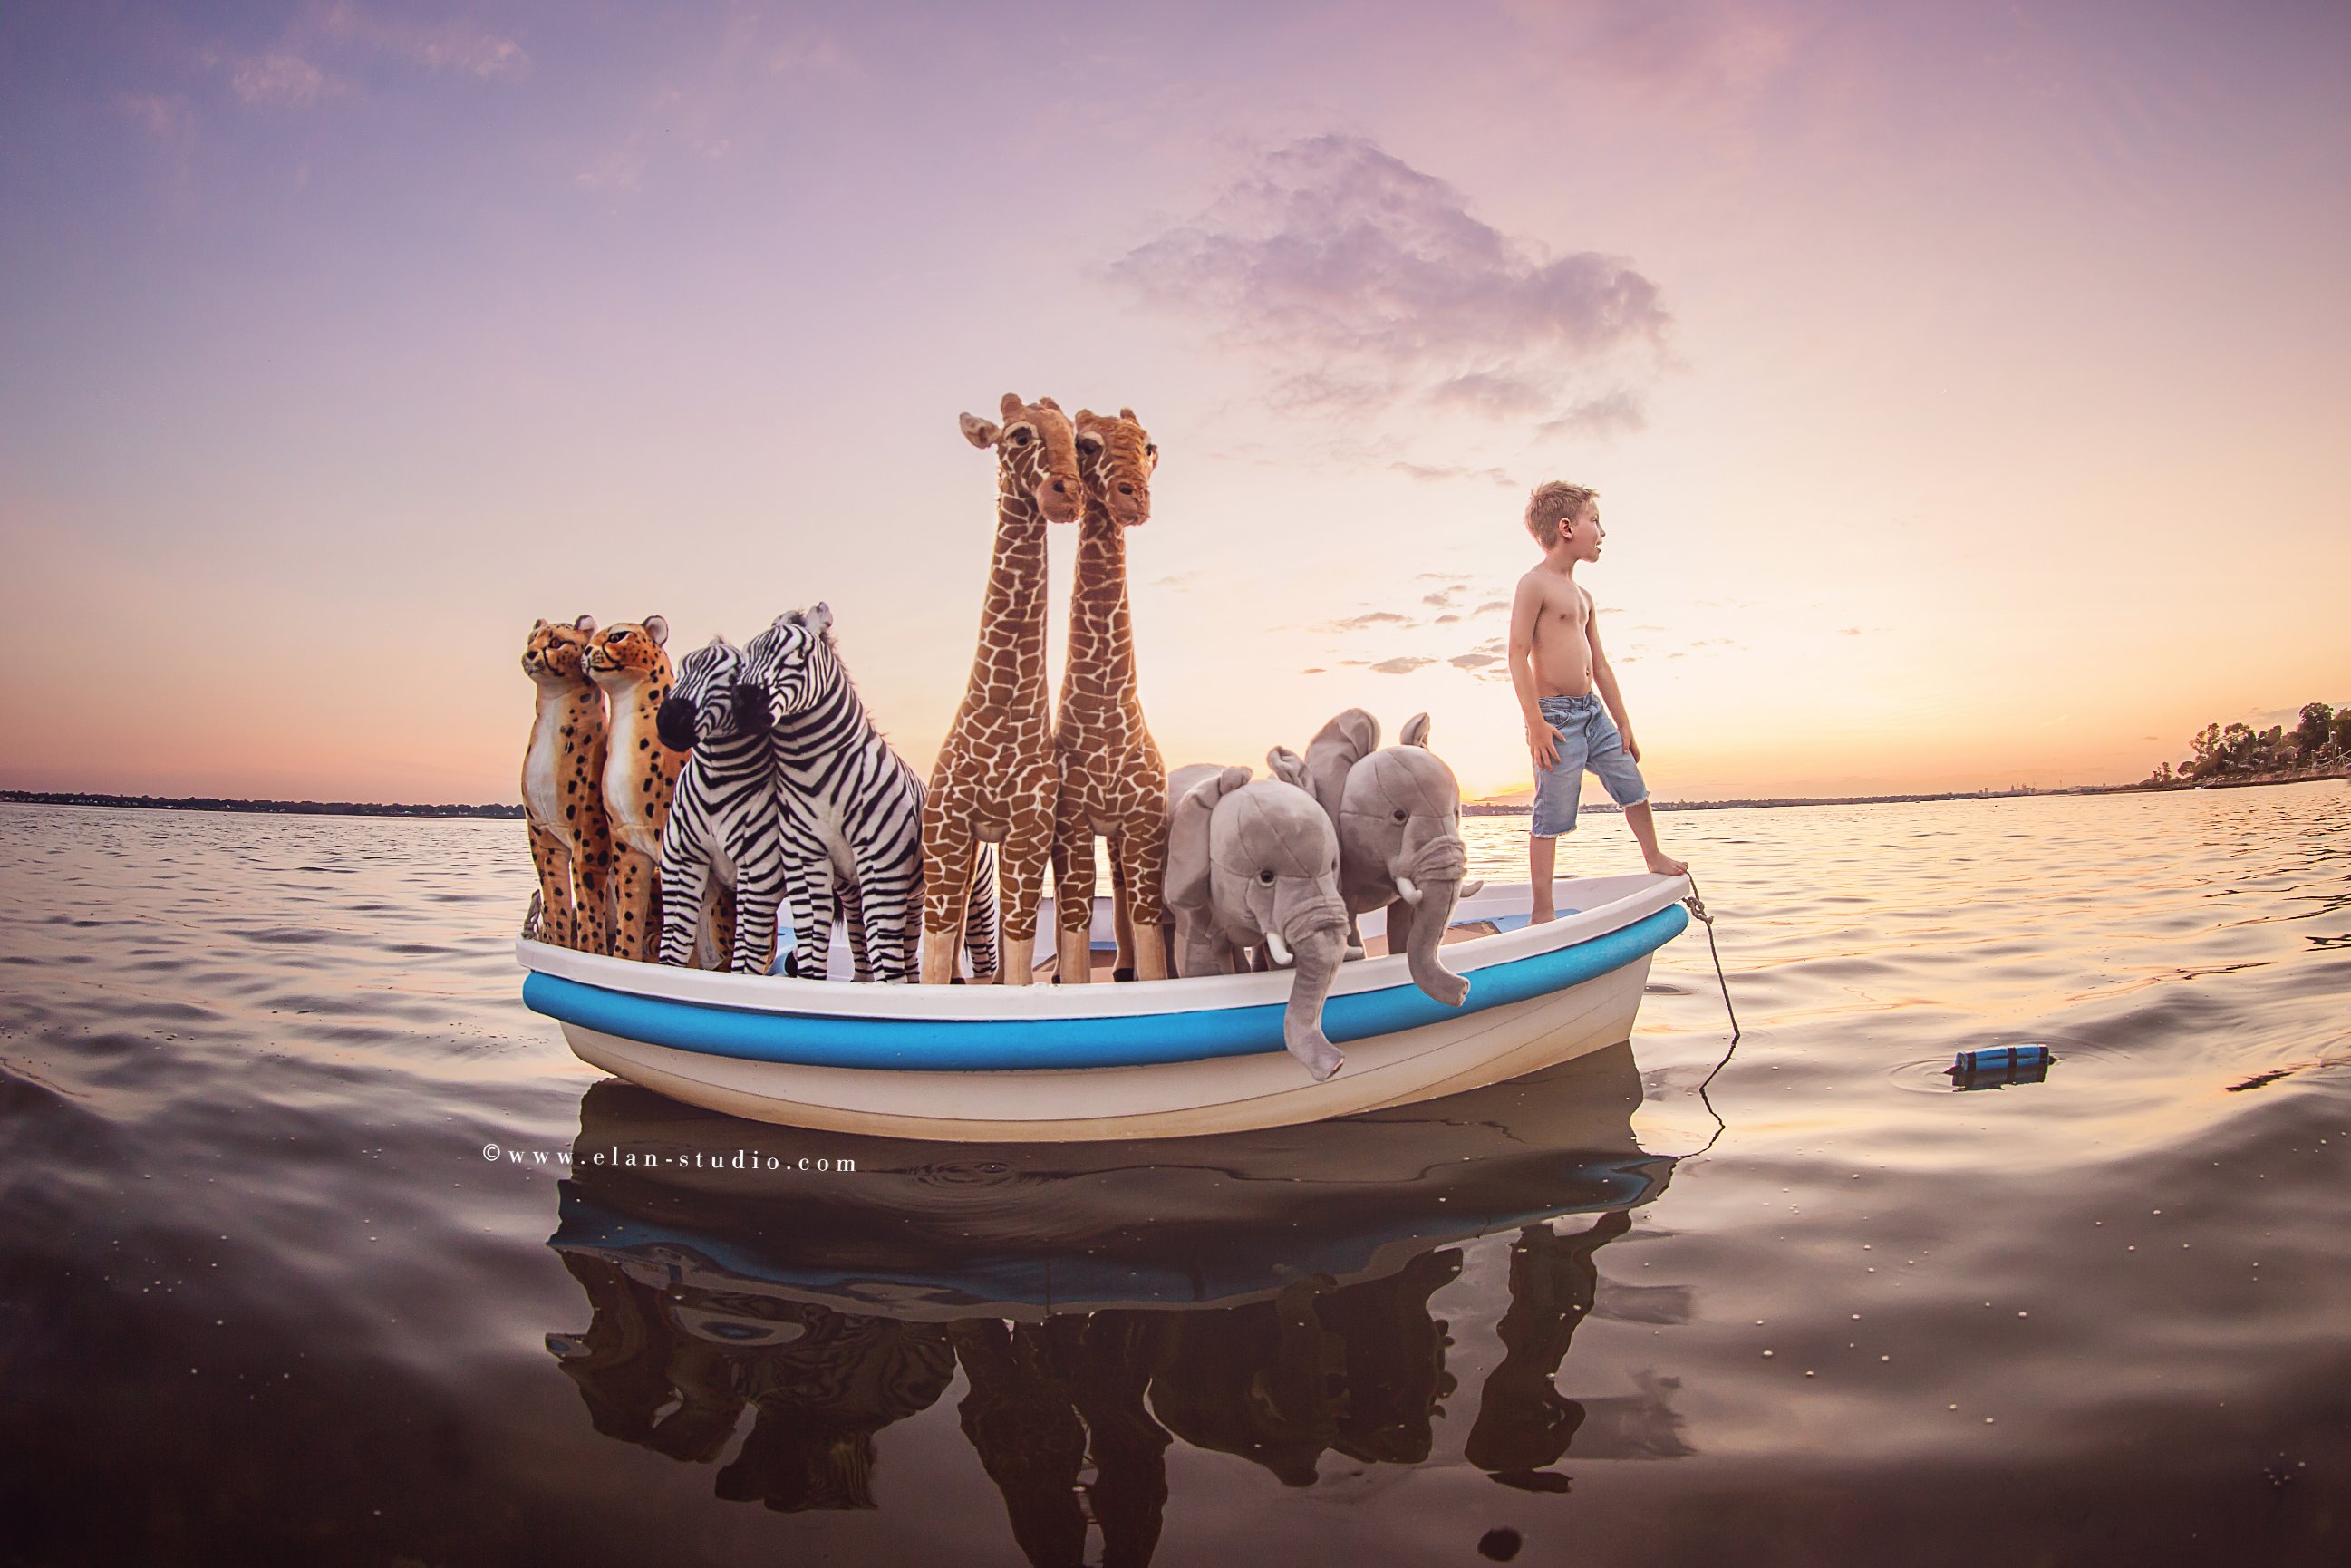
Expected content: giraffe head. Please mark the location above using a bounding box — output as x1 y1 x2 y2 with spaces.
959 392 1082 525
1074 406 1156 528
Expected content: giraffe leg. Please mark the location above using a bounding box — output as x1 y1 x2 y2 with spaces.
961 843 1000 982
1052 819 1098 984
1108 847 1137 981
1121 797 1172 982
997 789 1057 987
528 824 575 948
919 818 975 986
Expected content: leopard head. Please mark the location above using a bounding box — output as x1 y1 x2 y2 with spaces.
522 615 597 686
586 615 671 688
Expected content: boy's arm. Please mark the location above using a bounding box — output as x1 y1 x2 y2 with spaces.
1508 576 1562 769
1585 593 1641 761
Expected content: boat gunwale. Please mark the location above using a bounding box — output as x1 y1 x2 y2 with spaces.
515 872 1690 1023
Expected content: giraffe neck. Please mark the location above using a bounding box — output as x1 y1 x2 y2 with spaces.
1060 497 1138 717
959 485 1054 723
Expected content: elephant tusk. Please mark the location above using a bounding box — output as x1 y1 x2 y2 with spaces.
1264 930 1294 967
1395 876 1424 905
1460 878 1485 899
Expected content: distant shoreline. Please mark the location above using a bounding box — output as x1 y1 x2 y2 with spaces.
1466 769 2344 815
6 771 2336 825
0 790 524 820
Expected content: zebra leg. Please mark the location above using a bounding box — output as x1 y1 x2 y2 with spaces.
730 823 785 979
1051 814 1098 984
776 807 828 978
838 876 872 983
962 842 999 982
655 827 709 968
528 823 576 948
708 882 737 972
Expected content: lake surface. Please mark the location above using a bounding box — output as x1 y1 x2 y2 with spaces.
2 786 2346 1566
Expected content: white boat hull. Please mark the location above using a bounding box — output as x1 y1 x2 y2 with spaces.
520 874 1690 1142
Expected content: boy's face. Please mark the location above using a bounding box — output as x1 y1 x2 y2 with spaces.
1561 499 1604 561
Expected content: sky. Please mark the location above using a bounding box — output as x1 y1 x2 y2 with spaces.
3 0 2347 805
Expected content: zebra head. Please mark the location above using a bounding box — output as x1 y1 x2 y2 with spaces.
657 637 764 750
747 603 837 721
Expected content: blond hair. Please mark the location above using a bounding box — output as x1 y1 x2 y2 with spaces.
1524 481 1598 549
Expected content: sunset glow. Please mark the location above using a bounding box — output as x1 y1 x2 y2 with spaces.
5 1 2346 804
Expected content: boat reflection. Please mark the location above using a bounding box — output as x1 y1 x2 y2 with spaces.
547 1043 1680 1553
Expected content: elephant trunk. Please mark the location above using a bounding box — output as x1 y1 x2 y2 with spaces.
1279 924 1348 1081
1398 835 1470 1009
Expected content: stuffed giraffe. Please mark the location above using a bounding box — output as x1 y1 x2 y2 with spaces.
587 615 686 962
520 615 614 953
1050 407 1171 982
920 392 1084 985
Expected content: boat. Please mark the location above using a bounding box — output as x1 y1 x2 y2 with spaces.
517 872 1692 1142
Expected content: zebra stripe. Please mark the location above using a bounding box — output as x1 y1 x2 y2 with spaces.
655 639 788 975
748 605 998 983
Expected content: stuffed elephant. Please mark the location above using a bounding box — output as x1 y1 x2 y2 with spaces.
1164 762 1351 1081
1272 709 1476 1010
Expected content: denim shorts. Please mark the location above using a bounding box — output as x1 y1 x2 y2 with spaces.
1530 692 1648 837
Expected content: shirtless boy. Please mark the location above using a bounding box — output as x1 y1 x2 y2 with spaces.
1507 481 1687 922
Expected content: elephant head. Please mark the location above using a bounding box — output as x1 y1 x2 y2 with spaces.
1279 711 1475 1010
1165 763 1351 1081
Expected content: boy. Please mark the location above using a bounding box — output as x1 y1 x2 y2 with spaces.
1508 481 1687 922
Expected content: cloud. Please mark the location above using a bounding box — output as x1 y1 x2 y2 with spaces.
1449 653 1500 669
1369 656 1436 675
117 92 197 146
313 2 529 79
230 53 335 108
1324 610 1417 631
1108 136 1669 430
1536 389 1647 438
1435 614 1460 624
1473 601 1509 615
1840 626 1862 635
1416 572 1470 583
1391 460 1516 487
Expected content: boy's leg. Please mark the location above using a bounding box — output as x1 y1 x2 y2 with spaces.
1529 832 1560 924
1622 801 1688 878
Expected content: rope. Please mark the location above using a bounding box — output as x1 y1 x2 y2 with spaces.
1679 869 1741 1157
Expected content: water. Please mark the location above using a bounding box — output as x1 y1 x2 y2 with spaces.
2 787 2346 1565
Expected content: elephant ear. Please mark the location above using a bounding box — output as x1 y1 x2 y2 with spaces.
1303 708 1379 824
1266 746 1311 790
1166 765 1250 917
1399 712 1431 749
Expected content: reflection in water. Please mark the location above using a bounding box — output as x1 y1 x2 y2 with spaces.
547 1047 1677 1560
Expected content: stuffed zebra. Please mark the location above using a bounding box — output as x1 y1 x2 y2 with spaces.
653 637 788 974
747 604 999 983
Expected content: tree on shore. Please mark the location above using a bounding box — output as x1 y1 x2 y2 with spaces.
2168 703 2346 783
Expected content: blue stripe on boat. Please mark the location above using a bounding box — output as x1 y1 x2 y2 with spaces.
522 901 1688 1071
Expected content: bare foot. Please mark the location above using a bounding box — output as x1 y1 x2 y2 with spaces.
1530 904 1557 924
1646 853 1689 877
